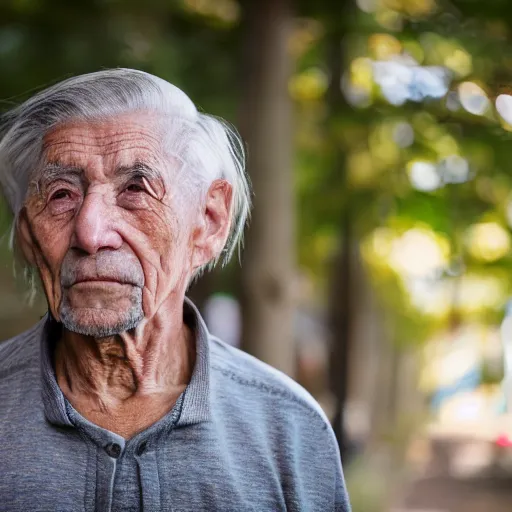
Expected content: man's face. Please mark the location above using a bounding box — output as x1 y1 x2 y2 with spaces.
20 112 198 337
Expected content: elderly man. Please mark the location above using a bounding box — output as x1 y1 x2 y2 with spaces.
0 69 350 511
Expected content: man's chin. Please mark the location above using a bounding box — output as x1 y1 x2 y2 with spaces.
59 307 143 338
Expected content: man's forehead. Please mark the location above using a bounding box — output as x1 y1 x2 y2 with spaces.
42 114 166 159
38 113 188 180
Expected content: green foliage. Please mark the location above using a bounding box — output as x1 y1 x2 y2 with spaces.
0 0 241 114
290 0 512 344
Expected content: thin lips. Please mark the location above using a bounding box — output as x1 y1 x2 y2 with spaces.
74 278 121 284
69 277 135 286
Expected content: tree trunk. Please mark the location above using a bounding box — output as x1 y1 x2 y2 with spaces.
328 214 353 458
238 0 295 376
325 9 353 457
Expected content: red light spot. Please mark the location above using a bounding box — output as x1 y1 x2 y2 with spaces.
496 434 512 447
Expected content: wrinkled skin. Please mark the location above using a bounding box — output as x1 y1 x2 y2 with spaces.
18 112 232 438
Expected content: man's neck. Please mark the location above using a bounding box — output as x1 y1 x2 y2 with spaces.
53 302 196 437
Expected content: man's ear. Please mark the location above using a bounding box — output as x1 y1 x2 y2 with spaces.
191 179 233 270
16 208 37 267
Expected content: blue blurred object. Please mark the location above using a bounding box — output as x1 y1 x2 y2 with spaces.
430 366 481 410
373 60 452 106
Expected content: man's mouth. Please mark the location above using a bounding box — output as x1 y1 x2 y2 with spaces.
68 278 133 287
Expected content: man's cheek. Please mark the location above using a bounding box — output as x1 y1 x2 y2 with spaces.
31 233 65 310
33 254 60 316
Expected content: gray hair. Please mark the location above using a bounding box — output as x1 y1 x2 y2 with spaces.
0 68 251 277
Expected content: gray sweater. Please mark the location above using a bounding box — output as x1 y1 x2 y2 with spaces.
0 299 351 511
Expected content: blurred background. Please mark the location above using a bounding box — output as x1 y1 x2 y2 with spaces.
4 0 512 510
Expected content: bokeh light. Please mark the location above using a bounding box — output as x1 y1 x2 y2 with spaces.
496 94 512 125
407 160 441 191
372 58 451 105
467 222 511 262
388 228 449 278
289 67 328 102
458 82 490 116
438 155 470 184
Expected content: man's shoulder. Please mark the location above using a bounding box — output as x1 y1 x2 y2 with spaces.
209 335 330 425
0 319 44 378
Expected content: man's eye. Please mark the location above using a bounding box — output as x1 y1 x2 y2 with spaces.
50 189 71 201
125 182 145 193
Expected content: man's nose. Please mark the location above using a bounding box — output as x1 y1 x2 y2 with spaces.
72 192 123 254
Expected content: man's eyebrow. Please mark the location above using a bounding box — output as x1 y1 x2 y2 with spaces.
115 161 163 181
30 163 84 193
